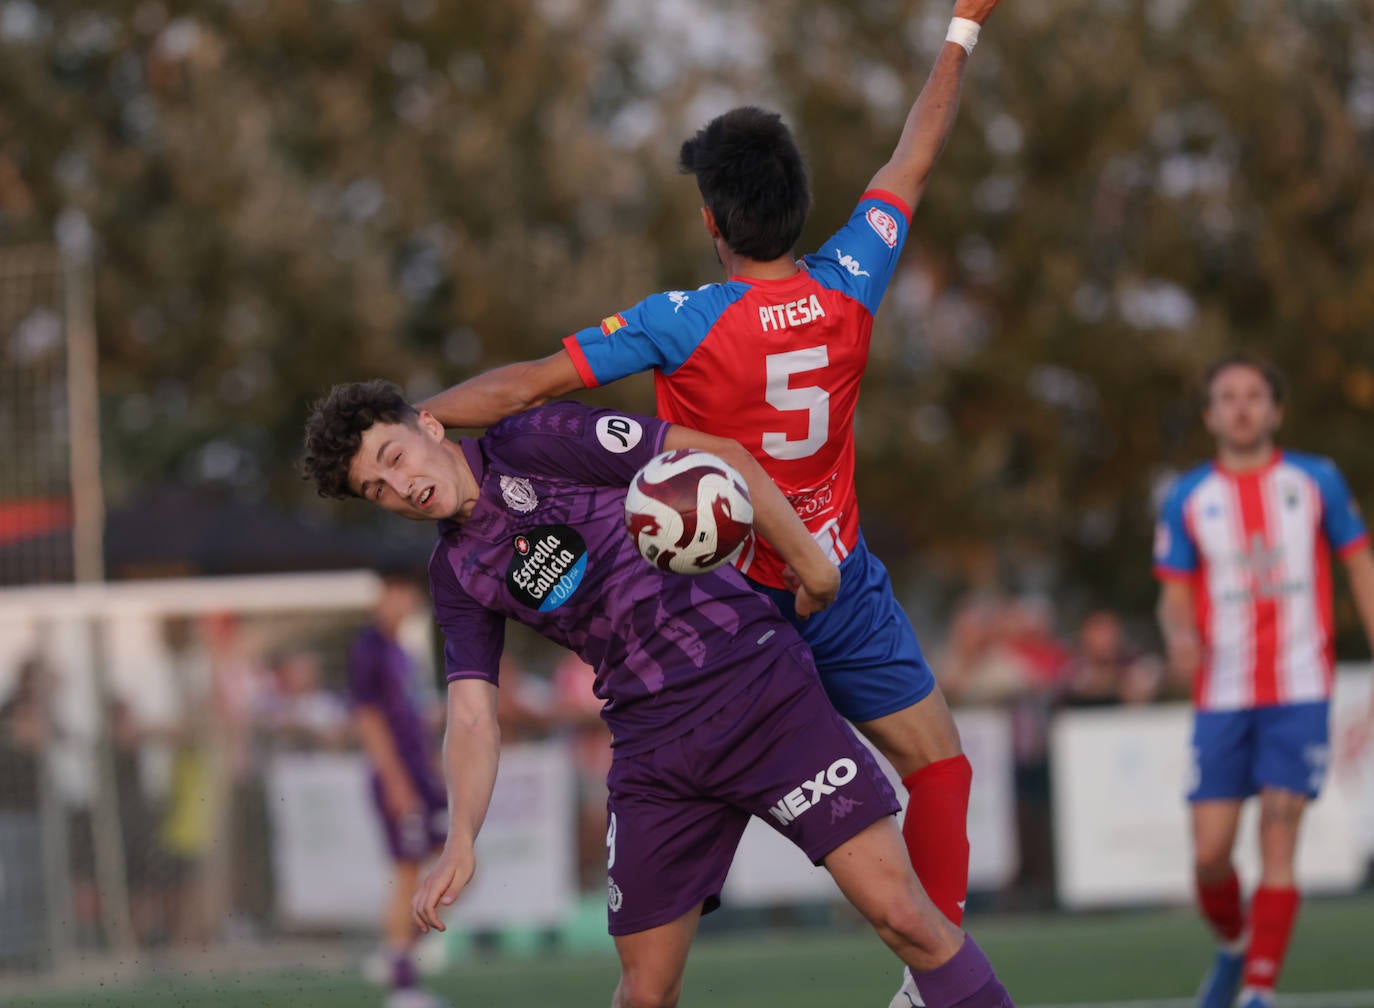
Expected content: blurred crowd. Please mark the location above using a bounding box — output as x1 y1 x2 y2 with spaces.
935 593 1181 909
0 590 1185 957
0 611 616 961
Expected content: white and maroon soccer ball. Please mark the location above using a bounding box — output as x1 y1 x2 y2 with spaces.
624 449 754 575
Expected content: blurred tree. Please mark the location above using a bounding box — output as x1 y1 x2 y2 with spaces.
1 0 1372 642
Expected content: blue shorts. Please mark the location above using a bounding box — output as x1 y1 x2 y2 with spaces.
751 534 935 723
1188 701 1331 802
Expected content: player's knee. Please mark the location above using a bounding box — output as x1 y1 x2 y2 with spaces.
615 972 681 1008
1193 849 1233 881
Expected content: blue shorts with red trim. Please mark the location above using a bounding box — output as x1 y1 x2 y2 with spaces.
751 533 935 723
1188 701 1331 801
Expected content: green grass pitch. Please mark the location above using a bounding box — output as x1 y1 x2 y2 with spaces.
15 895 1374 1008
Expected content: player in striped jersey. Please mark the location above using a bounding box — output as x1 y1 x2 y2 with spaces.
1153 354 1374 1008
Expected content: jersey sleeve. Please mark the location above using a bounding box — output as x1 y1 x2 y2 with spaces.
429 545 506 684
1153 479 1198 579
561 286 741 387
346 631 384 706
485 402 670 487
800 190 912 316
1311 458 1369 556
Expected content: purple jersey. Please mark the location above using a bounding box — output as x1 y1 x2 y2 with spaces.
347 625 437 787
428 401 810 756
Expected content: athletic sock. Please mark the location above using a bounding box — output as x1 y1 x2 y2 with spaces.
914 935 1014 1008
392 951 418 990
1243 886 1300 992
902 755 972 926
1196 868 1245 943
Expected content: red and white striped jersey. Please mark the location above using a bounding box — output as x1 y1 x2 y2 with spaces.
1153 450 1368 710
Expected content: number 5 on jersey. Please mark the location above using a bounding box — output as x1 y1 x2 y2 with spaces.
763 346 829 461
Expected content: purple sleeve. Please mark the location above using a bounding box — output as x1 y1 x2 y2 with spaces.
485 403 670 486
347 631 383 706
428 543 506 684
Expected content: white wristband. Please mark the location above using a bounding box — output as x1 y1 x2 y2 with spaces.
946 16 980 56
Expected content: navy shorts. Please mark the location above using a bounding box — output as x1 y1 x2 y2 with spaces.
1188 701 1331 801
603 643 900 936
753 534 936 723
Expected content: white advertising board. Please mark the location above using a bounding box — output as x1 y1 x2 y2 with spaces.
268 742 575 929
1052 669 1371 908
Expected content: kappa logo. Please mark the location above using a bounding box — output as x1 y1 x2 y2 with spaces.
866 206 899 248
768 757 859 826
835 248 870 277
828 794 864 824
501 475 539 513
667 290 690 313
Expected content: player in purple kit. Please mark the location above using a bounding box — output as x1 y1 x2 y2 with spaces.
348 572 449 1008
416 12 1000 1005
302 381 1014 1008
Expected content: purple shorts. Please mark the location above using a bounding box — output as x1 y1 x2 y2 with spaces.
603 642 899 936
370 773 447 863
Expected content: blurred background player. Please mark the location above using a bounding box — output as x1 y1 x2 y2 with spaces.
301 381 1015 1008
415 5 1000 1001
1153 354 1374 1008
348 571 449 1008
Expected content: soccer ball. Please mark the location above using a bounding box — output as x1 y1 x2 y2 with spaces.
625 449 754 574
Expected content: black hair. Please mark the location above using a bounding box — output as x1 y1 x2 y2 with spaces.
678 106 810 262
1203 353 1286 407
300 380 418 499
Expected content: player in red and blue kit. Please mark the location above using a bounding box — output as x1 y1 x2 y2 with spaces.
417 9 1001 1002
1154 355 1374 1008
301 382 1016 1008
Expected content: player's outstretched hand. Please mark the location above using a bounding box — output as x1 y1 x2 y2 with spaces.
782 563 841 620
411 841 476 933
953 0 1000 25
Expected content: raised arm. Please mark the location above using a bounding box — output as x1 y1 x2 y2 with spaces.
662 426 840 618
412 676 501 933
415 350 585 430
866 0 1000 212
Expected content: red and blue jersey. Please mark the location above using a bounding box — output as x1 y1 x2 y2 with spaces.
563 191 912 589
1153 450 1369 710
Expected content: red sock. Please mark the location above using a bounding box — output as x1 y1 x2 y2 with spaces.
1196 869 1244 943
1243 886 1300 991
901 754 972 926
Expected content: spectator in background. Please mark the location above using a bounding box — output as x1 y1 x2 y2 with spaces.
1060 610 1165 708
936 593 1071 910
551 652 614 893
0 656 50 812
260 648 351 752
493 653 551 745
349 571 449 1008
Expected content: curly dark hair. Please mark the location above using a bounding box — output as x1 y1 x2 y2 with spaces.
300 380 418 499
678 106 810 262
